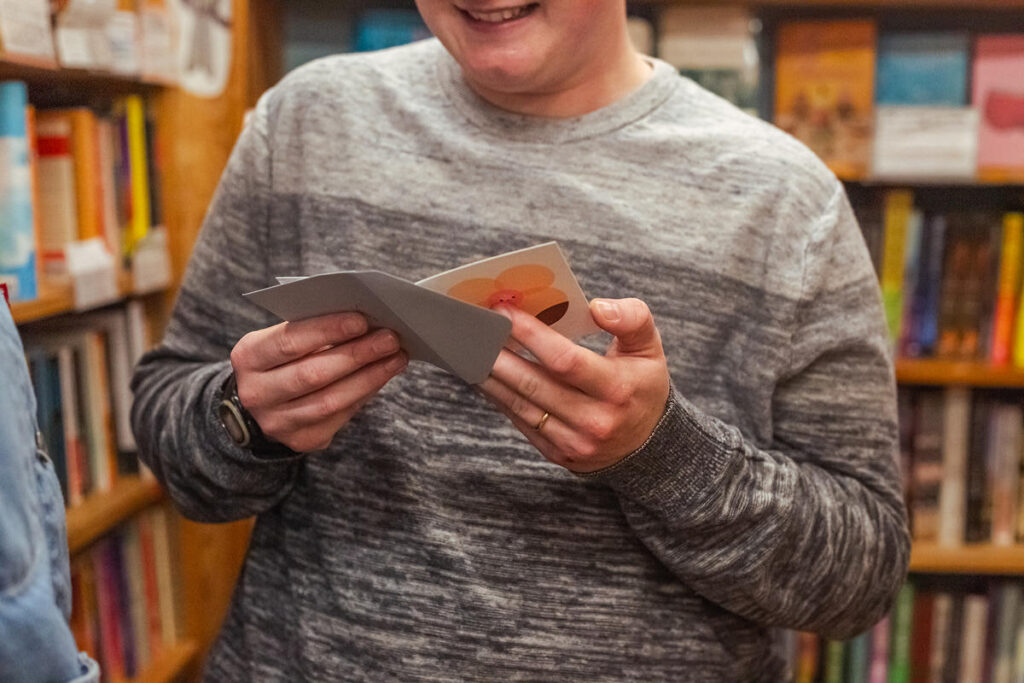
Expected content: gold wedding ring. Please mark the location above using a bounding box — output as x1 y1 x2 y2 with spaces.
534 411 551 432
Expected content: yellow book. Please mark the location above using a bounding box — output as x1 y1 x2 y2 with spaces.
774 19 877 180
880 190 914 344
122 95 151 254
993 213 1023 364
1007 214 1024 367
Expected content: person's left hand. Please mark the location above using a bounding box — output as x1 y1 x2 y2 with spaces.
478 298 671 473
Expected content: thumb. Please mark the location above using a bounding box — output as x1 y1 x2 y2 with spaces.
590 298 663 356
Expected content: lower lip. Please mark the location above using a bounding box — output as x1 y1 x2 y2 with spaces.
458 5 538 33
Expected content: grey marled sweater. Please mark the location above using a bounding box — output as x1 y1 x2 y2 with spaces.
131 39 910 681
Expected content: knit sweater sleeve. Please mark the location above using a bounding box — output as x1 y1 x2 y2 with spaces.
130 92 305 523
585 183 910 640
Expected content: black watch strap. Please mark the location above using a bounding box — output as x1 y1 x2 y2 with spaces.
217 372 298 458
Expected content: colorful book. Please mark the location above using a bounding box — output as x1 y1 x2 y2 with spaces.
888 583 915 683
846 630 872 683
974 35 1024 182
876 32 969 106
34 111 79 273
912 390 944 542
775 19 877 179
992 583 1021 683
119 95 152 255
880 190 914 346
0 81 37 301
869 615 891 683
993 213 1024 364
353 9 430 52
912 214 948 356
909 592 934 683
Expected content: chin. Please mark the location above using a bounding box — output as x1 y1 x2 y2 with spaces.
458 48 550 94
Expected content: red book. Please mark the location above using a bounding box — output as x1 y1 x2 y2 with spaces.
910 592 935 683
137 513 164 657
92 540 126 682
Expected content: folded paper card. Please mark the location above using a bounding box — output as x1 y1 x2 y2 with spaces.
244 242 598 384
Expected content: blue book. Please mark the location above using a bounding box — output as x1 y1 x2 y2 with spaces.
29 349 68 501
353 10 431 53
915 213 948 355
876 32 969 106
0 81 37 301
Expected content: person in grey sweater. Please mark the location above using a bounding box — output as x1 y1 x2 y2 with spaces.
131 1 910 680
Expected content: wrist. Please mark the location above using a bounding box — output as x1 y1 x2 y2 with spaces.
217 371 298 459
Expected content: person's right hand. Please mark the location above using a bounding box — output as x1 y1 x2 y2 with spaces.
229 312 408 452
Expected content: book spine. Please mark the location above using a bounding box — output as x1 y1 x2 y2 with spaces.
881 190 914 347
123 95 151 254
938 387 971 545
993 214 1023 364
869 615 891 683
0 81 37 301
888 582 915 683
910 592 935 683
960 595 990 682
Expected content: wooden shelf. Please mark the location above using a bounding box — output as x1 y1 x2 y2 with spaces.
129 640 199 683
66 477 164 555
12 272 160 325
10 280 75 324
895 359 1024 388
0 55 166 105
910 544 1024 575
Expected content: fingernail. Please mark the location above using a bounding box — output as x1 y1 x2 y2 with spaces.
595 300 620 322
343 316 365 335
374 332 399 354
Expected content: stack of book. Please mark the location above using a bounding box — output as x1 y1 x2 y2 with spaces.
70 507 182 681
0 82 170 304
0 0 178 81
899 387 1024 548
788 581 1024 683
23 301 151 507
772 21 1024 183
853 188 1024 365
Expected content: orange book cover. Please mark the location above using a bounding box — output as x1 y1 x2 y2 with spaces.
69 108 105 241
992 213 1023 364
775 19 877 180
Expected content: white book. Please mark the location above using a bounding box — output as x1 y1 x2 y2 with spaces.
959 595 989 683
872 106 979 180
993 406 1023 545
938 387 971 545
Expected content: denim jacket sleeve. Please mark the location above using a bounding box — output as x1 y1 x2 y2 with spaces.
0 304 99 683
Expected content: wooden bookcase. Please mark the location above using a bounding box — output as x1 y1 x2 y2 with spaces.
6 1 280 680
627 0 1024 578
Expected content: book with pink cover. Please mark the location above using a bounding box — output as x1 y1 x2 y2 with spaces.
245 243 599 385
974 35 1024 182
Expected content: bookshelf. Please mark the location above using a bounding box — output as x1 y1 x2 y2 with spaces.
910 545 1024 574
2 0 274 680
65 477 163 555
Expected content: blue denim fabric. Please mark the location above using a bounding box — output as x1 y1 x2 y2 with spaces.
0 304 99 683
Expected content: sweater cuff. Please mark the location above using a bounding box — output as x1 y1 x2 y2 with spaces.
203 362 306 465
577 387 740 509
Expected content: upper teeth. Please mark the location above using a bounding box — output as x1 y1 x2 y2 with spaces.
468 5 530 22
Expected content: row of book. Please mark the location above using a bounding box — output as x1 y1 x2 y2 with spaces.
900 387 1024 547
0 80 170 305
786 581 1024 683
24 300 151 507
0 0 177 82
854 189 1024 363
71 506 182 682
643 7 1024 183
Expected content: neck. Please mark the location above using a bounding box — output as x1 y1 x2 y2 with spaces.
463 40 653 119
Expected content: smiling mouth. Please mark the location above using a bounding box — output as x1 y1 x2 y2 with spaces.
459 3 539 24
